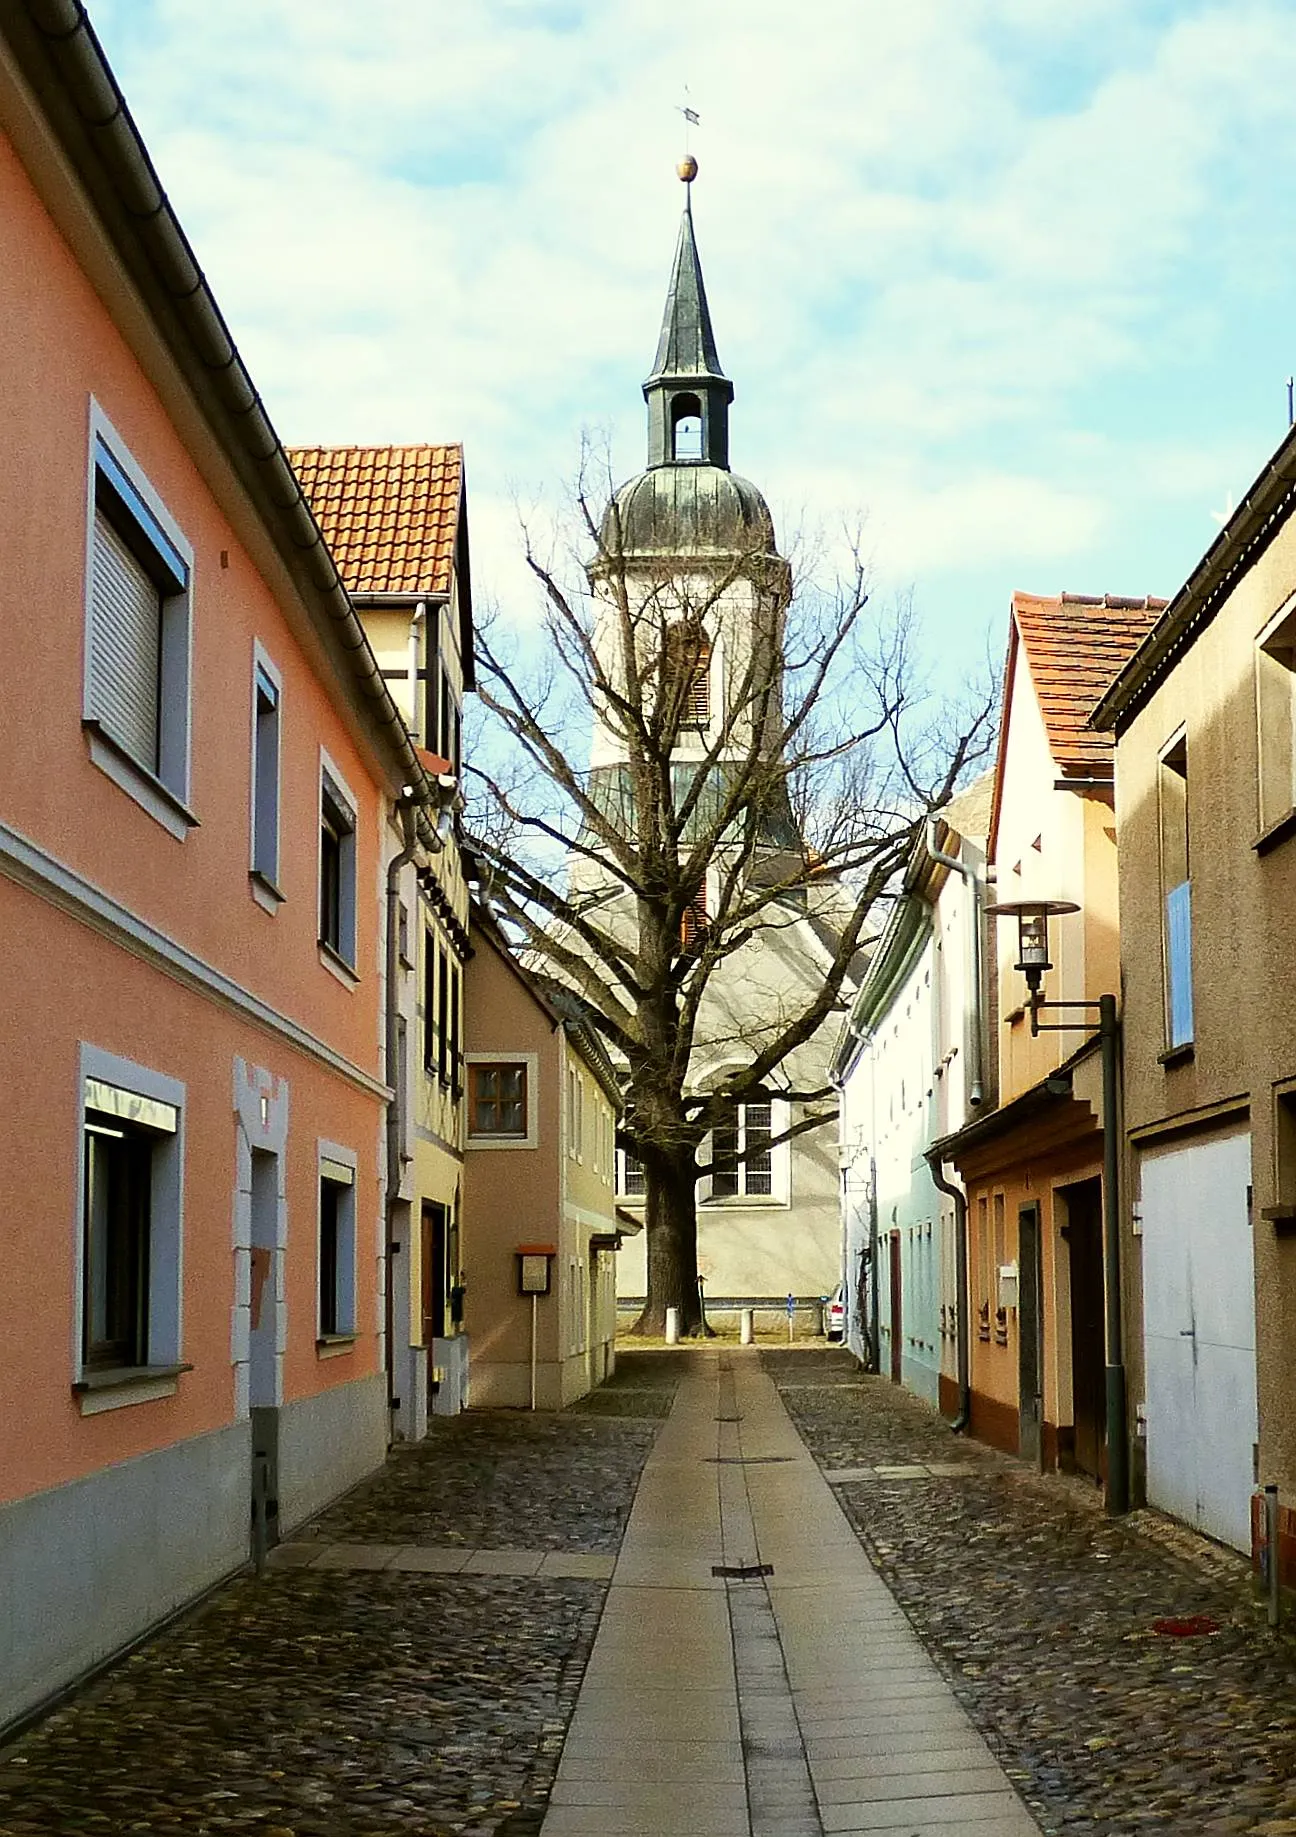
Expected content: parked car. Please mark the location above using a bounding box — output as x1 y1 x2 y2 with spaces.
824 1284 846 1341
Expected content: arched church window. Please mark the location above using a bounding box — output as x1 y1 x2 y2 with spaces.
662 620 711 726
671 393 703 461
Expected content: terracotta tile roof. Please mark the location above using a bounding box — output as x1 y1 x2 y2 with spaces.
286 444 463 598
1013 591 1168 771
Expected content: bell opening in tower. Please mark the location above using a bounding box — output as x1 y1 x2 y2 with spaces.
671 393 703 461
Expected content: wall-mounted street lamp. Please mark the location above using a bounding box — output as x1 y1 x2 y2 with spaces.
985 898 1128 1516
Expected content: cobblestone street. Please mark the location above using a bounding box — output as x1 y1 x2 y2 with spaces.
0 1356 686 1837
4 1347 1296 1836
766 1348 1296 1836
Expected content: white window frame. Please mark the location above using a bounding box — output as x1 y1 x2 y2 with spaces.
702 1096 791 1205
73 1043 186 1412
250 642 284 912
83 403 195 840
1256 592 1296 834
318 748 358 980
466 1051 539 1150
317 1140 358 1345
617 1145 646 1200
568 1062 584 1162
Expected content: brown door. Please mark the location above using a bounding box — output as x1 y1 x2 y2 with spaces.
889 1231 903 1384
421 1202 448 1385
1017 1203 1043 1468
1064 1179 1105 1483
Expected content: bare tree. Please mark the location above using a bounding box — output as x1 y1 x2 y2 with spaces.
467 449 995 1335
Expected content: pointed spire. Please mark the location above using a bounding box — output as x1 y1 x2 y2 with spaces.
648 192 727 384
643 162 734 471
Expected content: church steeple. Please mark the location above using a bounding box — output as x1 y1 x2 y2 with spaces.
643 161 734 471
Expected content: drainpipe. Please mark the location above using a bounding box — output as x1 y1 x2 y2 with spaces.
926 1147 970 1431
408 602 426 741
384 789 438 1425
384 788 460 1427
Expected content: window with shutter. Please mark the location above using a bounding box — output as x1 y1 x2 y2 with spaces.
90 509 162 773
84 421 194 833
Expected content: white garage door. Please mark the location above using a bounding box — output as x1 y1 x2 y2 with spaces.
1140 1129 1256 1552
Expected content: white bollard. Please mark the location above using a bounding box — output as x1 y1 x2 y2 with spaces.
665 1306 680 1346
740 1307 754 1345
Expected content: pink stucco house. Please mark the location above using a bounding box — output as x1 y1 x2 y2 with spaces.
0 6 448 1726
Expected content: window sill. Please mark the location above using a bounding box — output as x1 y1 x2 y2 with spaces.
1157 1042 1195 1068
316 1334 357 1360
467 1132 536 1151
84 720 199 842
700 1196 789 1209
1255 806 1296 856
1261 1203 1296 1231
318 940 359 987
73 1362 192 1415
250 869 286 914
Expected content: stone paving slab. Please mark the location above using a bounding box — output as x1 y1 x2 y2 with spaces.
768 1345 1296 1837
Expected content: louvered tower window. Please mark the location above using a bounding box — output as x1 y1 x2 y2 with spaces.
663 621 711 728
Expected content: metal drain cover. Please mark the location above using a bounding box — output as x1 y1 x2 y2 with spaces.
712 1562 774 1579
706 1455 793 1465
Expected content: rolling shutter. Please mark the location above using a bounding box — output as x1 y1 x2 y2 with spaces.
90 508 161 772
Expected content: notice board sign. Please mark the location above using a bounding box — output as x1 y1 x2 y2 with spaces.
517 1245 556 1296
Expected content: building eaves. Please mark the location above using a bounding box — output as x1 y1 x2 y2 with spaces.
830 894 931 1085
4 2 437 797
1093 426 1296 733
931 1033 1099 1163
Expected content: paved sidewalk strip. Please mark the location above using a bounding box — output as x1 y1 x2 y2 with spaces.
270 1540 617 1579
541 1351 1040 1837
770 1347 1296 1837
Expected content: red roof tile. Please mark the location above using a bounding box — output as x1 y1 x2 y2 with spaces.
1013 591 1167 771
286 444 462 598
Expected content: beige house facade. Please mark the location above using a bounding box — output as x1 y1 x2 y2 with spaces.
936 594 1160 1478
1093 440 1296 1566
290 446 475 1429
463 910 624 1409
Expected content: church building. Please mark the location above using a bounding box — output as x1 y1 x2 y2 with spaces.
578 166 855 1324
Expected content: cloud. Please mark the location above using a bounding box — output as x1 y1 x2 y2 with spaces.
87 0 1296 655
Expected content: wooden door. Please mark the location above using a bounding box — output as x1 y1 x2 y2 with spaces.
1017 1202 1043 1467
1064 1179 1105 1482
421 1201 447 1381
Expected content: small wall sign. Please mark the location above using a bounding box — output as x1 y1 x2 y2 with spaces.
517 1244 556 1296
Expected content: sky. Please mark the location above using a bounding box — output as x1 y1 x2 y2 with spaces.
89 0 1296 681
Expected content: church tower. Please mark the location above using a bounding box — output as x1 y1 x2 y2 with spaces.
584 164 845 1319
582 162 799 883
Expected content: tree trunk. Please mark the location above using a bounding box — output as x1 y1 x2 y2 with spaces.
633 1141 706 1337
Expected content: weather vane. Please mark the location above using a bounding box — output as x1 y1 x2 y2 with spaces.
676 89 700 184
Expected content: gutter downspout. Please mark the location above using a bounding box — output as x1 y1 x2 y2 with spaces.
384 790 452 1429
924 817 985 1434
926 1147 970 1431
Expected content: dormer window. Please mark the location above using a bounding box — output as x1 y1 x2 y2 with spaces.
671 393 703 461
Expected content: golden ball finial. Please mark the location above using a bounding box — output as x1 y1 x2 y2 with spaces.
677 154 698 183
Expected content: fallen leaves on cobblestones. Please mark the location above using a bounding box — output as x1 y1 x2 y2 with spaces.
766 1348 1296 1837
